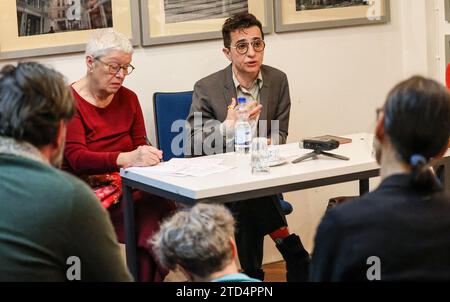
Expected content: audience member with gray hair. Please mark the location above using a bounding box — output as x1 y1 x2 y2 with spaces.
152 204 261 282
63 28 176 282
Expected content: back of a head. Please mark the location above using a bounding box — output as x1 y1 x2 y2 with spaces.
0 62 74 148
383 76 450 190
151 204 235 279
222 12 264 48
85 28 133 58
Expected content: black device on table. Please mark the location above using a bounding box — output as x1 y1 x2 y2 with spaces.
292 138 350 164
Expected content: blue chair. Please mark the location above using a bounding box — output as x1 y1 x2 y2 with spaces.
153 91 293 215
153 91 193 162
278 194 293 215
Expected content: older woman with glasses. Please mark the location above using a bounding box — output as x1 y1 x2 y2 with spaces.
63 28 176 282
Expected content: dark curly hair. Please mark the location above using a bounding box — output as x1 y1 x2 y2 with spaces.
222 12 264 48
0 62 75 147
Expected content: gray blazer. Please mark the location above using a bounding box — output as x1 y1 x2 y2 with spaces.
186 64 291 155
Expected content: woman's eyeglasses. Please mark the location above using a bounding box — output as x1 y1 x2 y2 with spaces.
94 58 135 76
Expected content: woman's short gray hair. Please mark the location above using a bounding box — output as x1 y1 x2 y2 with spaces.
151 204 235 279
85 28 133 58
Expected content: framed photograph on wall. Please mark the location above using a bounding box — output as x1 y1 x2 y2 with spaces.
0 0 140 61
445 0 450 22
140 0 273 46
274 0 390 33
445 35 450 82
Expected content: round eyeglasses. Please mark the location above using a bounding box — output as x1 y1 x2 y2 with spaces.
230 39 265 55
94 58 135 76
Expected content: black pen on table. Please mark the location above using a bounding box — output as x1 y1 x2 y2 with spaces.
144 136 164 162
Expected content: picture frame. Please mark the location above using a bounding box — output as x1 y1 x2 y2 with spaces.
0 0 141 61
445 35 450 69
274 0 390 33
445 0 450 23
140 0 273 46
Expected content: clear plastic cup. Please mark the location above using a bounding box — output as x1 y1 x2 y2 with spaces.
251 137 270 174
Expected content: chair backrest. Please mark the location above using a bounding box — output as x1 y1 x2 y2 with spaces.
153 91 193 161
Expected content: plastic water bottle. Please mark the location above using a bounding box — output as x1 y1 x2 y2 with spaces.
234 97 252 154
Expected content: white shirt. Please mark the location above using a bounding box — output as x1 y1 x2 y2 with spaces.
221 70 263 143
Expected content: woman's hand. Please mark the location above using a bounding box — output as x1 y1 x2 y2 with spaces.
117 146 163 168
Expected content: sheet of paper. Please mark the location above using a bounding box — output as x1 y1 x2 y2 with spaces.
125 158 235 177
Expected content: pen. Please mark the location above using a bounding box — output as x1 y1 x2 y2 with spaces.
144 136 164 162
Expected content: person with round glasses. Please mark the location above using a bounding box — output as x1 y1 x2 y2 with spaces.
63 28 176 282
231 38 266 55
186 13 309 282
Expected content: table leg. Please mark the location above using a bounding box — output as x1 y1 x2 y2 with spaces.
123 184 138 281
359 179 369 195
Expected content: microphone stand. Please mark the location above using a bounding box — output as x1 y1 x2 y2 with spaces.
292 149 350 164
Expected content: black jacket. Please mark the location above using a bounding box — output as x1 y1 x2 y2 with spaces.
311 174 450 281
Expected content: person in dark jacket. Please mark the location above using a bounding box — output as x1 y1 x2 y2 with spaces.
311 76 450 281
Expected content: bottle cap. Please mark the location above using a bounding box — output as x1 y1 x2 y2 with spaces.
237 97 246 104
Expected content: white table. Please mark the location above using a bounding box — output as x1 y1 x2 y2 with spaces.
120 133 450 279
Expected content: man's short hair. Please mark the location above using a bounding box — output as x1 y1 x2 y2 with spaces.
151 204 235 279
222 12 264 48
0 62 75 147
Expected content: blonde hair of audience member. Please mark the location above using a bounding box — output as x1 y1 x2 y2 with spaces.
151 204 242 282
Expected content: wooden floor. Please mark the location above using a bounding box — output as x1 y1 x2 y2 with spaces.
262 261 287 282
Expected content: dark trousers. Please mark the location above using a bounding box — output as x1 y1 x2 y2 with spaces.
226 195 287 274
109 191 176 282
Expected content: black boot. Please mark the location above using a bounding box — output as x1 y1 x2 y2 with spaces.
276 234 310 282
243 268 265 281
